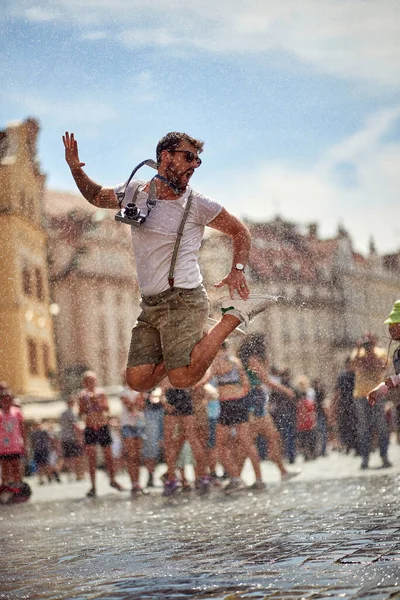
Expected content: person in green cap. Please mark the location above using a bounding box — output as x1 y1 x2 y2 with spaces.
368 300 400 404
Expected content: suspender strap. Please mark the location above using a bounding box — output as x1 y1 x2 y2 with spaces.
168 192 193 288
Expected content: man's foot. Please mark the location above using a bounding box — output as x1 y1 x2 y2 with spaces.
131 483 147 496
360 459 369 470
207 317 246 337
195 476 211 495
220 293 283 327
110 480 124 491
381 458 393 469
281 469 301 481
163 479 180 497
223 479 246 494
86 487 96 497
248 480 266 491
209 473 222 487
147 473 154 488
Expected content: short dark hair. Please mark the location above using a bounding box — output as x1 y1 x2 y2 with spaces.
156 132 204 165
238 333 267 367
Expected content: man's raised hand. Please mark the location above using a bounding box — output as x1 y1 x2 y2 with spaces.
62 131 85 171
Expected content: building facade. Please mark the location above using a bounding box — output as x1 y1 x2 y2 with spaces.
0 119 58 400
200 218 400 389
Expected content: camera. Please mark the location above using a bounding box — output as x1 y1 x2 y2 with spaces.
115 203 147 226
114 158 158 226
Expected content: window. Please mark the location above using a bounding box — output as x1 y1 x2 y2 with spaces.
35 267 44 301
281 313 291 343
22 265 32 296
42 343 51 376
298 313 307 342
27 338 38 375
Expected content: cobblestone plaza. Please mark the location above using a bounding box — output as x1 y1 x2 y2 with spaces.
1 445 400 599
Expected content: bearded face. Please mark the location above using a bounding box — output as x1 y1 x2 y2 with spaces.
162 144 201 193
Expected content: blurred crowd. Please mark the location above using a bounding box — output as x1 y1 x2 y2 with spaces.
1 331 399 501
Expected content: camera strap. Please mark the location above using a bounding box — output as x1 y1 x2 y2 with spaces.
116 158 157 208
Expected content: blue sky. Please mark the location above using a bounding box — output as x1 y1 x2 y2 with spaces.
1 0 400 254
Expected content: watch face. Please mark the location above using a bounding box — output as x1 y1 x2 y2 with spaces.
235 263 244 270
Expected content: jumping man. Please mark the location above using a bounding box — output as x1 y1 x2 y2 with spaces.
63 131 274 392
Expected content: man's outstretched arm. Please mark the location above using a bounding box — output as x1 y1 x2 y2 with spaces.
207 207 251 299
62 131 119 209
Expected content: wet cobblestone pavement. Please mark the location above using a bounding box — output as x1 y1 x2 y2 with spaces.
1 452 400 599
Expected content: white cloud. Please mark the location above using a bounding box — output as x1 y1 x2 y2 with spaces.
210 106 400 254
3 67 159 126
5 0 400 87
4 91 117 126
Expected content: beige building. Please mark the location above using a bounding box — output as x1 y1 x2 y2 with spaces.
200 218 400 389
0 119 58 400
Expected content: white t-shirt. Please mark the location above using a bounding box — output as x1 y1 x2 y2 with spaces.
114 179 222 296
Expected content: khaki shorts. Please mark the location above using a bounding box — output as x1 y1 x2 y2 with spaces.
127 285 210 372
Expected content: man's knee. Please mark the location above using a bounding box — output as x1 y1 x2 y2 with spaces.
125 367 155 393
168 369 200 389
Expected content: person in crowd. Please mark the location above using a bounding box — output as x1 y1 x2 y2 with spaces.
368 301 400 403
78 370 124 497
162 384 210 495
142 389 165 488
294 376 317 461
176 437 195 491
59 396 84 481
0 389 26 485
193 380 221 485
238 334 299 482
109 417 124 474
350 334 391 470
332 358 358 454
120 385 147 495
47 420 62 483
30 420 53 485
368 300 400 451
312 378 328 457
211 343 262 492
268 368 298 465
63 131 275 395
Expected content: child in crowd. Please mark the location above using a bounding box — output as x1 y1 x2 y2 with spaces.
0 390 26 485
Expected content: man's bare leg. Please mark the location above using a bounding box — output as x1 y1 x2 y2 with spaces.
126 361 167 393
182 417 208 478
126 314 240 392
85 445 97 495
168 314 240 388
163 415 183 480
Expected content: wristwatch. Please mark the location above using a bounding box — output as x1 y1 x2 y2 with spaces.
234 263 245 271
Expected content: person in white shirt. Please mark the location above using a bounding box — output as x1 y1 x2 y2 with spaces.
63 131 274 393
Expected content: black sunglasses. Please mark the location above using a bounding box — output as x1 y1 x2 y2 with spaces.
171 150 202 166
